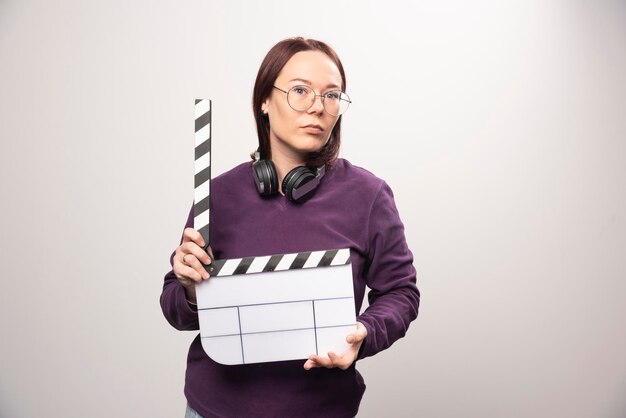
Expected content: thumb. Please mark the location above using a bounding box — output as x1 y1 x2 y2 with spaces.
347 323 367 344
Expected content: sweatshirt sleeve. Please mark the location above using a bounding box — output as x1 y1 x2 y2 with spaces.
356 181 420 359
159 206 200 331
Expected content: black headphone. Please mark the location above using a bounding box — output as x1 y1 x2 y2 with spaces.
252 153 326 203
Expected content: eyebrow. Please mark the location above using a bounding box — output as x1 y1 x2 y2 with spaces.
288 78 341 90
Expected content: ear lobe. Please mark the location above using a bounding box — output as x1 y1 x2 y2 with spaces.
261 99 270 115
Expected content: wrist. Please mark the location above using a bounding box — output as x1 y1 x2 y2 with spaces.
183 284 197 305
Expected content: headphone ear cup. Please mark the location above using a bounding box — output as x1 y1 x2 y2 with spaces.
253 159 278 196
282 166 316 203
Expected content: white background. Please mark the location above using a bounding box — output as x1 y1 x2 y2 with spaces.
1 1 625 417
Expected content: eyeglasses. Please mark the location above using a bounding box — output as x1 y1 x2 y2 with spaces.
272 85 351 116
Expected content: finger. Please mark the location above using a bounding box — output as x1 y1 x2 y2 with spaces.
329 351 355 370
182 253 210 280
181 242 212 265
327 351 343 366
303 356 322 370
346 331 363 345
309 355 331 367
303 358 318 370
175 263 204 283
347 322 368 344
182 227 206 248
307 354 333 369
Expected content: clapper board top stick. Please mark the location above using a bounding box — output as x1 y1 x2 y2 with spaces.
192 99 356 365
194 99 211 251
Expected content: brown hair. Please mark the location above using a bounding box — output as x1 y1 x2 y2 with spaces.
251 37 347 168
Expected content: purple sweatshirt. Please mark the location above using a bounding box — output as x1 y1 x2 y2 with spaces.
160 158 420 418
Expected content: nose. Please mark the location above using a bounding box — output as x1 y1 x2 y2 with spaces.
307 94 325 114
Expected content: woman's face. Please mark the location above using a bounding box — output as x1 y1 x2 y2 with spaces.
262 50 342 161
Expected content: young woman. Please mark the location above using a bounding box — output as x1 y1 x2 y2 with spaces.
161 37 420 418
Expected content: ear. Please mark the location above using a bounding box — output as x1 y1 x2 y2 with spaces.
261 98 270 115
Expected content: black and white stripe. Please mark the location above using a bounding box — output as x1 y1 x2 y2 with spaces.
209 248 351 277
194 99 211 248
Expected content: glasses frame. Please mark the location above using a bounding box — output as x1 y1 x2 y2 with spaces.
272 85 352 117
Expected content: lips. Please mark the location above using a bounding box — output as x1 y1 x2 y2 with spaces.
301 124 324 134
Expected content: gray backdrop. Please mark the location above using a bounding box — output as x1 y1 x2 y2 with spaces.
1 1 625 417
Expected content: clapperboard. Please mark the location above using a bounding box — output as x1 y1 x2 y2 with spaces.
192 99 356 365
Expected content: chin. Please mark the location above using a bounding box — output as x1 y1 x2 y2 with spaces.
294 135 328 153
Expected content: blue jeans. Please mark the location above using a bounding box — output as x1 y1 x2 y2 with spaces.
185 403 204 418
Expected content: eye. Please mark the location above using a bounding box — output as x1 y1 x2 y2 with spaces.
324 91 341 101
292 86 311 95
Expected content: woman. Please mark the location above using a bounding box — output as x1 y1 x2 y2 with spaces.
161 37 420 418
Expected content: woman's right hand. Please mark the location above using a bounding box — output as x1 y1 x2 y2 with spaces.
173 228 212 304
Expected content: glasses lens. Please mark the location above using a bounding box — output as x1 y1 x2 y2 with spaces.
287 86 315 112
322 91 351 116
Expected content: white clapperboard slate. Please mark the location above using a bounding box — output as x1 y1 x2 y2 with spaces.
192 99 356 365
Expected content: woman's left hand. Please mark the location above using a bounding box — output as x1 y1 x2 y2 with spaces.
303 322 368 370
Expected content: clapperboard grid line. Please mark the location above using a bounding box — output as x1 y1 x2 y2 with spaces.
200 297 355 362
